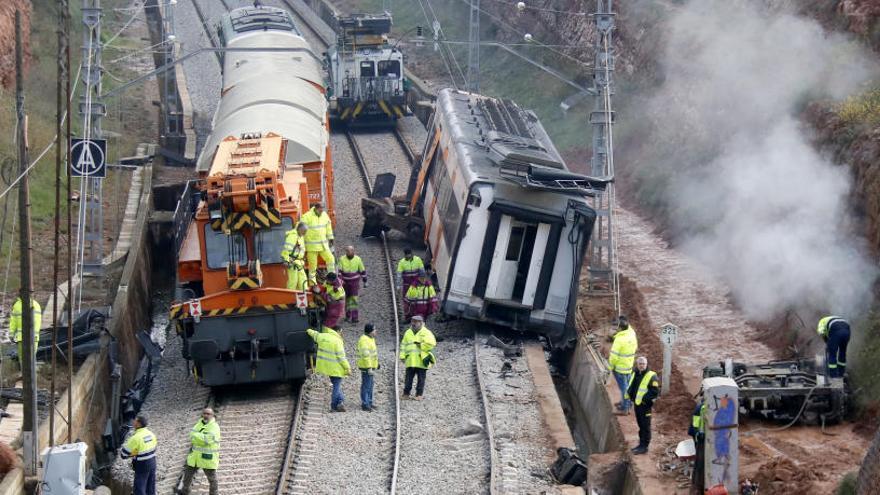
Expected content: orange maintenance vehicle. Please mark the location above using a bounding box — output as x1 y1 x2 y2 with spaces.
169 6 334 386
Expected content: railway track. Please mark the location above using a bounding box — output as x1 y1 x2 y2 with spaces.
191 0 224 67
180 384 300 494
278 0 334 49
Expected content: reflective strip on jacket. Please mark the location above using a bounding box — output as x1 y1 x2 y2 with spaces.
627 370 659 406
307 327 351 377
405 283 436 303
817 315 847 338
338 255 366 281
10 297 41 345
324 281 345 302
396 257 424 277
608 326 637 374
300 208 334 249
121 427 158 462
399 326 436 369
280 230 305 263
357 334 379 369
186 418 221 470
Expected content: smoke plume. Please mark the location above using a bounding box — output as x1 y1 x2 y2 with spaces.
632 0 879 320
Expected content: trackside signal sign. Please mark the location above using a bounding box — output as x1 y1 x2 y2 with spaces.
70 138 107 178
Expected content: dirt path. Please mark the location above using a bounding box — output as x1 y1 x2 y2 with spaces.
591 206 869 493
614 206 775 393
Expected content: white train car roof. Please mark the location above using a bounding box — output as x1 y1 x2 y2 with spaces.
197 7 328 173
435 88 588 193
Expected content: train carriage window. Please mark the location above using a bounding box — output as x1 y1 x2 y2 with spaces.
257 218 294 264
204 225 246 270
378 60 400 78
505 227 526 260
360 61 375 77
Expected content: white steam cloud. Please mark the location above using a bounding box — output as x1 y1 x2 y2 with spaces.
637 0 879 320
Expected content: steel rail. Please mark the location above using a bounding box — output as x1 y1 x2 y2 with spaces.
274 384 306 495
191 0 223 67
474 331 500 495
278 0 335 48
345 130 403 493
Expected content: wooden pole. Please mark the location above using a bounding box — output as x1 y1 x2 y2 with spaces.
16 9 39 475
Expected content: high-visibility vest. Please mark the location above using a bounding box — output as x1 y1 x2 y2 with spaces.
307 327 350 377
300 208 333 251
186 418 221 470
121 427 158 462
608 326 637 374
10 297 41 346
817 315 847 338
399 326 436 369
356 334 378 369
324 281 345 302
280 229 305 263
396 257 424 279
405 283 436 302
338 255 366 282
691 403 706 435
627 370 659 406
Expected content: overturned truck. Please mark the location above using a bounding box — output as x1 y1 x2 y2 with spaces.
703 358 849 424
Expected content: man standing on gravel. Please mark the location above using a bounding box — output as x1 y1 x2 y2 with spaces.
120 414 157 495
307 325 351 411
338 245 367 323
400 315 436 400
626 356 659 455
357 324 379 411
608 315 638 415
396 248 424 292
179 408 221 495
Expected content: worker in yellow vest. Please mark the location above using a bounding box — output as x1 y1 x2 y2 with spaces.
357 323 379 411
9 296 41 360
608 315 638 414
338 245 367 323
120 414 158 495
404 269 438 320
626 356 659 455
179 408 221 495
308 325 351 411
399 315 436 400
396 248 424 292
281 222 309 292
300 203 335 283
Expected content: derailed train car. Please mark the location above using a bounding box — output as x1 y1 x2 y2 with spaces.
170 6 333 386
363 89 607 346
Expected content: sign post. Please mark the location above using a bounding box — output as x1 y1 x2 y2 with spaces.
660 323 679 395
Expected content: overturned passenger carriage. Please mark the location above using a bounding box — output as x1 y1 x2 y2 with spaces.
363 89 606 345
170 6 334 386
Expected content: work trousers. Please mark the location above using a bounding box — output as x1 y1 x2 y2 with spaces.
404 367 427 396
286 265 308 292
330 376 345 410
826 324 850 378
614 371 631 412
691 434 705 492
132 457 156 495
360 370 374 408
179 464 217 495
634 405 652 447
306 248 336 281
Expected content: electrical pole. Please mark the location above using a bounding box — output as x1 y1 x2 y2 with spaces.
587 0 617 300
51 0 71 447
16 9 40 476
467 0 480 93
78 0 104 281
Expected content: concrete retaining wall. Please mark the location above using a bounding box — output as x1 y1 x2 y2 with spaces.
565 336 642 494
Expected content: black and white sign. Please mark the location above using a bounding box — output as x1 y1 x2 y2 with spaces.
70 138 107 178
660 323 679 346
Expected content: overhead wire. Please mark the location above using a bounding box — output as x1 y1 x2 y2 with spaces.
414 0 462 89
482 0 588 16
423 0 467 84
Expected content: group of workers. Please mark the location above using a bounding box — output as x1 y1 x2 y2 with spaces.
607 312 851 477
121 408 220 495
281 204 439 326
